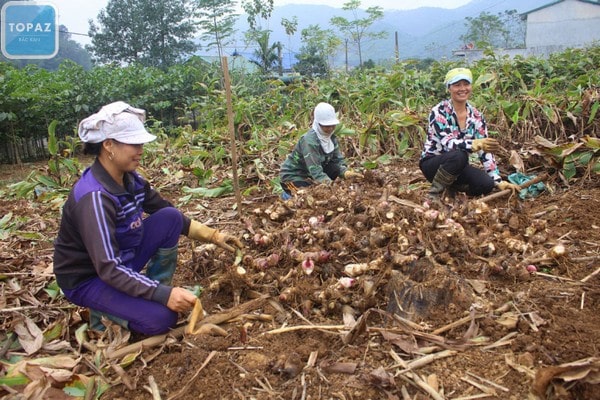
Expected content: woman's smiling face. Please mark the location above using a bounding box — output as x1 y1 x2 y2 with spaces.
107 139 145 173
449 79 472 102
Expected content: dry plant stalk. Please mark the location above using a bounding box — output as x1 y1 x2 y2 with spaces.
432 313 483 335
460 376 497 396
466 371 510 393
266 324 346 335
581 265 600 282
404 372 445 400
147 375 162 400
107 296 269 359
390 349 457 373
186 298 204 335
482 331 518 350
479 173 548 203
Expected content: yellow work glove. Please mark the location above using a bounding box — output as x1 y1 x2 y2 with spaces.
496 181 521 192
188 220 243 253
472 138 500 153
343 169 364 180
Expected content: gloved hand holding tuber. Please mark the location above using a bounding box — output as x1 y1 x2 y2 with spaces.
472 138 500 153
188 220 243 253
496 181 521 192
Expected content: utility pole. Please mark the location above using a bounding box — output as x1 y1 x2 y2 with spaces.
345 38 349 73
277 43 283 76
395 32 400 64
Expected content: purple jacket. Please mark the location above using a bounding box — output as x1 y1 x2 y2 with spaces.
53 159 191 305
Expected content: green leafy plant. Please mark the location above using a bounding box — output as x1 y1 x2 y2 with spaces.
9 121 80 201
534 135 600 182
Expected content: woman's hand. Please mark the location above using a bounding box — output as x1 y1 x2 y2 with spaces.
211 231 244 253
188 220 243 253
496 181 521 192
472 138 500 153
166 287 197 312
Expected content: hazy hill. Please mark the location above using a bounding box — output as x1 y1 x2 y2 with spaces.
217 0 550 66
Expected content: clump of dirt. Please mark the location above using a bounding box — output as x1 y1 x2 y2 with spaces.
1 159 599 400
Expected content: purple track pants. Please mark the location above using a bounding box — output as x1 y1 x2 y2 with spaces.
63 207 184 335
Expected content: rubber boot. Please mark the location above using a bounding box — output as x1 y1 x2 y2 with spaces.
428 167 457 202
145 246 178 285
89 309 129 331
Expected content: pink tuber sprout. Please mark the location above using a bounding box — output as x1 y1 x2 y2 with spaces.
289 248 332 264
526 264 537 273
337 277 356 288
309 215 325 227
302 257 315 275
251 253 280 270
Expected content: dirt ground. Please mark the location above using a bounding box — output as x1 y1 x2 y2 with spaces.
1 158 599 400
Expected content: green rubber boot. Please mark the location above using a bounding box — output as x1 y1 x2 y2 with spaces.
89 309 129 331
428 167 457 202
145 246 178 285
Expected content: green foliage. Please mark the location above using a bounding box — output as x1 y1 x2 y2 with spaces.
298 24 341 74
88 0 197 68
44 280 62 301
533 135 600 181
179 180 234 205
295 44 330 78
196 0 238 60
0 212 15 240
461 10 525 49
63 377 109 399
242 0 274 31
246 30 281 74
3 46 600 197
8 121 81 201
330 0 387 67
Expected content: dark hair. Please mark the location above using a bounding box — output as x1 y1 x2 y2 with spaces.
83 142 102 155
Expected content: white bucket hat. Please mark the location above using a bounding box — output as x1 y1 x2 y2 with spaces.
314 102 339 126
78 101 157 144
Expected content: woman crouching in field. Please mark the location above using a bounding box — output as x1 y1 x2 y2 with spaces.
53 101 242 335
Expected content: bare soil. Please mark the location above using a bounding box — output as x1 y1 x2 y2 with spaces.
1 158 599 400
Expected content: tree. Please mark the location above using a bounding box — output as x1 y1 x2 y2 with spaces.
242 0 274 31
88 0 197 68
55 27 92 70
330 0 387 68
247 30 280 74
500 10 526 49
195 0 238 61
281 17 298 71
295 44 329 78
241 0 281 75
295 24 340 77
461 10 525 49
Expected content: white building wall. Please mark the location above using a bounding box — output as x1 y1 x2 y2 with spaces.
526 0 600 48
453 45 582 63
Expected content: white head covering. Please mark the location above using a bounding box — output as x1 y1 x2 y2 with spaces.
312 102 339 154
78 101 156 144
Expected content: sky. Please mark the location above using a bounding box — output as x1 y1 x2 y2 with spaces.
51 0 472 46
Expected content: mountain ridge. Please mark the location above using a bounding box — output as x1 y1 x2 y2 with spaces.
215 0 550 65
